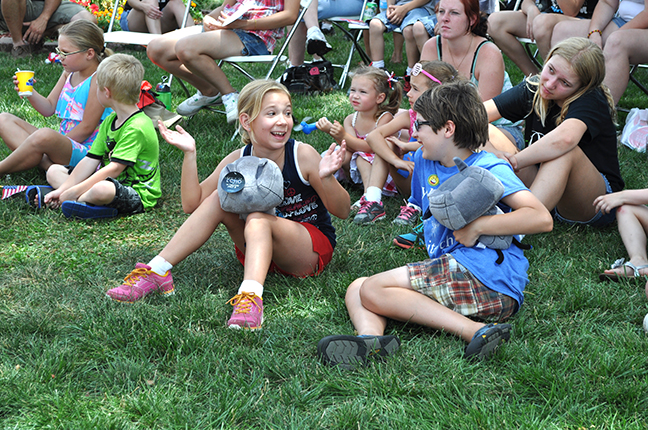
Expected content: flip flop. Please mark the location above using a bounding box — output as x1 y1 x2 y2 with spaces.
598 258 648 282
25 185 53 208
61 201 118 220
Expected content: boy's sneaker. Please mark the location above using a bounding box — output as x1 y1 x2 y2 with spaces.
227 292 263 329
350 196 366 213
176 91 221 116
464 322 511 361
317 335 401 370
106 263 175 303
353 199 386 224
393 204 421 226
306 26 332 56
393 222 424 249
61 201 118 219
223 93 239 124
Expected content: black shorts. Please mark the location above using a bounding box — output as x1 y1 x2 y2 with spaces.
105 177 144 215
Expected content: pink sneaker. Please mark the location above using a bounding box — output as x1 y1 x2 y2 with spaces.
393 204 421 226
227 292 264 329
106 263 175 303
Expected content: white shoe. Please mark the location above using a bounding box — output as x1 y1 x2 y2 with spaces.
176 91 221 116
223 93 239 124
306 27 332 56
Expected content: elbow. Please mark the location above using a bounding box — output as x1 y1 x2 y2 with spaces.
182 201 199 214
540 211 554 233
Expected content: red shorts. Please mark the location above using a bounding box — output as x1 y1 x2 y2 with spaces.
234 222 334 277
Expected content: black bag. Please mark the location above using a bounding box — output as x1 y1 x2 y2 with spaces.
279 60 336 94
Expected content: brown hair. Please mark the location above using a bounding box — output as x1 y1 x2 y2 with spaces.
351 66 403 119
58 19 112 63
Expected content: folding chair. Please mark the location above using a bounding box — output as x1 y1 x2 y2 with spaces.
104 0 193 45
324 0 372 88
510 0 543 70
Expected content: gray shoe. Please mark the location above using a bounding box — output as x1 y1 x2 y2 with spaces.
176 91 221 116
223 93 239 124
317 335 400 369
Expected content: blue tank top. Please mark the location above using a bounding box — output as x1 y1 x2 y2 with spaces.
242 139 336 248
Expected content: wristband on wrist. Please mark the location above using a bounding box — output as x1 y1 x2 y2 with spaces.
587 29 602 38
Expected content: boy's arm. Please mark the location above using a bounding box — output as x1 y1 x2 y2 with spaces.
301 142 351 219
453 189 553 247
44 156 101 207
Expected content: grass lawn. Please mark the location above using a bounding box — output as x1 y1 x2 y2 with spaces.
0 26 647 429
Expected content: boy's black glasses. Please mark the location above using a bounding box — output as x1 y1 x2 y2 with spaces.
414 120 431 131
55 47 88 58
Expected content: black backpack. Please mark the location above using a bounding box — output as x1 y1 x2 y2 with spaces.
279 60 336 94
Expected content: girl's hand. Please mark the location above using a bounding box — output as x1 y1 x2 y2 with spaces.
159 121 196 153
141 2 163 19
393 158 415 174
593 192 624 214
502 152 519 172
329 120 345 141
203 14 223 31
320 141 346 179
525 7 539 40
387 136 420 154
316 117 333 134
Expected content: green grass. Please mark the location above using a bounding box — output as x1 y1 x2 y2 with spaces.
1 29 648 429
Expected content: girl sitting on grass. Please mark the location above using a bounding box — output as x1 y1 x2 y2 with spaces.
107 80 350 331
486 37 624 227
316 66 402 225
0 20 111 181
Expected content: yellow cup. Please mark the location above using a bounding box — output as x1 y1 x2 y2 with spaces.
16 70 35 97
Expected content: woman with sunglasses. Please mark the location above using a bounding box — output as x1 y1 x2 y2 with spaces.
0 20 112 185
418 0 524 151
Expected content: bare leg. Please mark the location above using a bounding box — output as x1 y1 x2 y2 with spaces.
0 113 38 151
488 10 539 76
602 205 648 277
369 18 386 63
531 13 571 60
412 20 430 51
1 0 27 47
0 128 74 175
164 0 195 32
355 156 372 193
78 179 117 206
391 31 404 64
603 28 648 104
348 268 485 342
402 25 419 68
46 164 70 188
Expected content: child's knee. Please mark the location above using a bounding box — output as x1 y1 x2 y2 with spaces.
83 180 116 204
46 164 69 187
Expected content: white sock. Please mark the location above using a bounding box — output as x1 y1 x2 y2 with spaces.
238 280 264 297
365 186 382 203
147 255 173 276
371 60 385 69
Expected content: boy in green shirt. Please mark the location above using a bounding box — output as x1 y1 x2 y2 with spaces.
45 53 161 219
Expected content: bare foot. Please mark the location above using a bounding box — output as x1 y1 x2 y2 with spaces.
391 51 402 64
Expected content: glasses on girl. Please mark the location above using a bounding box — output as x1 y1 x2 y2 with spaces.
411 63 442 85
55 47 88 58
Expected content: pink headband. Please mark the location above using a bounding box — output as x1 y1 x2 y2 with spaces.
411 63 442 85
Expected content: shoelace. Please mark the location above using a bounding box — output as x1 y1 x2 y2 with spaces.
397 205 418 220
357 199 376 215
123 268 150 287
227 292 260 314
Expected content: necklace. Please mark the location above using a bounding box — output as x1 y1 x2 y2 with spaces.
447 35 474 73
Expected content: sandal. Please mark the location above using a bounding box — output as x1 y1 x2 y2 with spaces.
598 258 648 282
25 185 53 209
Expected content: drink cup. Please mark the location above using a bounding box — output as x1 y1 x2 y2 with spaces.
16 70 35 97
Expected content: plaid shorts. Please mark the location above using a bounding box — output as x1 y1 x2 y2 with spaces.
407 254 518 322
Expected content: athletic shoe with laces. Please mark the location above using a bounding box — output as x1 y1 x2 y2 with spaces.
227 291 263 329
393 222 424 249
306 26 332 56
350 196 366 213
393 204 421 226
106 263 175 303
464 322 511 361
223 93 240 124
353 199 386 224
176 91 222 116
317 334 401 369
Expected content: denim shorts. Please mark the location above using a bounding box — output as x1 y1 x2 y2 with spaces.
417 14 438 36
374 7 431 32
119 9 131 31
105 177 144 215
554 173 616 227
233 29 269 56
318 0 364 20
497 124 525 150
612 16 627 28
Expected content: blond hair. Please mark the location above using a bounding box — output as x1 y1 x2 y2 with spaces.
237 80 292 147
528 37 615 127
96 54 144 105
58 20 112 63
350 66 403 119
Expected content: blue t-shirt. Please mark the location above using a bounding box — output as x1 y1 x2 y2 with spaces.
409 150 529 306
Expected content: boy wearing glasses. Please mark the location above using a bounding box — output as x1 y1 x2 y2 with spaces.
317 81 552 368
45 54 161 220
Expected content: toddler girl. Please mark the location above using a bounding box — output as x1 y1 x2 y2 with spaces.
316 66 403 224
